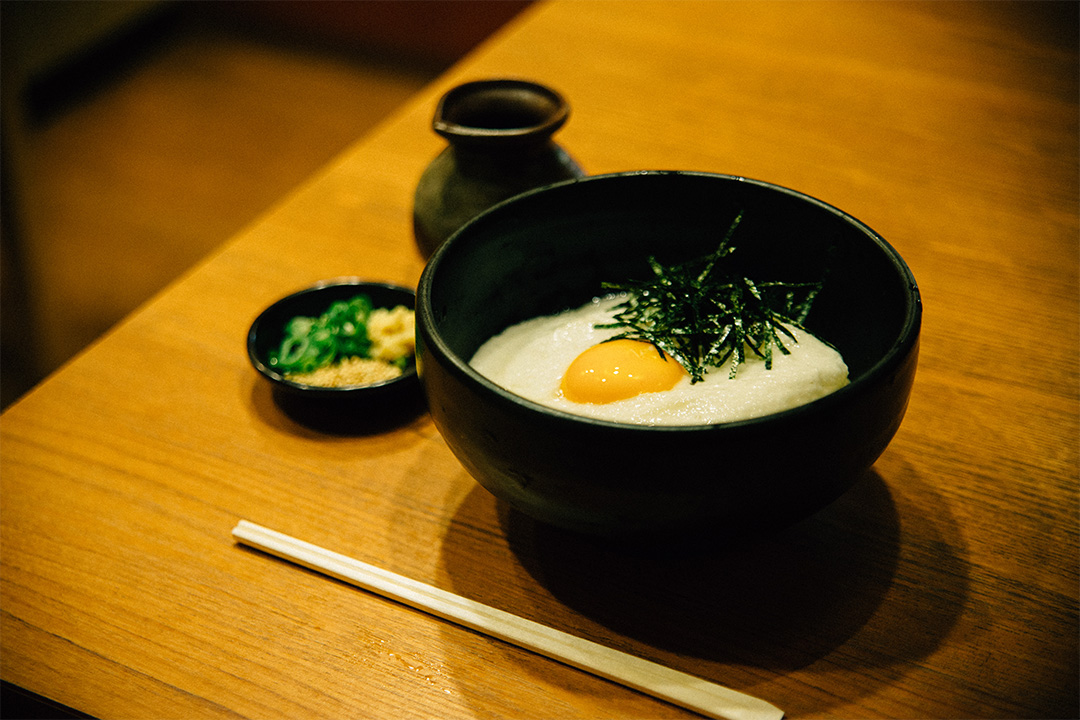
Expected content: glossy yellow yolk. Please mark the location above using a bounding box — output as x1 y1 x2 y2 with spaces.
560 339 687 404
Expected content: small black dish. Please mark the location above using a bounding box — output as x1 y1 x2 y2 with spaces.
248 279 423 431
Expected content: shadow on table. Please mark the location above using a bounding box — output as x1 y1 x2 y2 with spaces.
439 464 969 709
501 469 911 666
0 681 94 720
247 377 428 437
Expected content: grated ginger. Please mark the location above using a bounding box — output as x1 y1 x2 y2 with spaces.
368 305 415 362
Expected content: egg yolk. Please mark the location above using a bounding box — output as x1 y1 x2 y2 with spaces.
560 339 687 404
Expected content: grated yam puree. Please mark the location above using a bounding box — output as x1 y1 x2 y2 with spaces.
469 294 849 426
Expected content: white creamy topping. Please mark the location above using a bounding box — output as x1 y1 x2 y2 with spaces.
470 295 849 426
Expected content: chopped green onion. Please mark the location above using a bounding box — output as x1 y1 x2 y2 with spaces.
269 294 377 374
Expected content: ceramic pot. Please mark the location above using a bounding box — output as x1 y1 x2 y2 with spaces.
413 79 585 258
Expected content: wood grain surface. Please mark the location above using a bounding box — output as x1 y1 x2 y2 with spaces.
2 2 1077 719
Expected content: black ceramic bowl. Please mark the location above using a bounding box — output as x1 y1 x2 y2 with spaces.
248 279 422 429
416 171 921 538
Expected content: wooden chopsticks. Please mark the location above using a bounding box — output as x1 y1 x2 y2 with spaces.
232 520 783 720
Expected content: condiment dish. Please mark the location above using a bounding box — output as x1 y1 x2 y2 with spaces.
416 171 921 538
248 279 422 429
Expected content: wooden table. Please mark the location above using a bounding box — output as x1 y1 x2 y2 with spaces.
3 2 1076 718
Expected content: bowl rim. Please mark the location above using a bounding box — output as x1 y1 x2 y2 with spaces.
432 78 571 144
248 277 418 395
417 170 922 432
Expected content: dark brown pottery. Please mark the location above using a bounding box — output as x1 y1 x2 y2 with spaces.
412 79 585 259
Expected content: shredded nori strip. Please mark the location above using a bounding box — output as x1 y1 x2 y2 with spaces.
597 212 824 382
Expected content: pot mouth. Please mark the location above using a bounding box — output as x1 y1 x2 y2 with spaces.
418 170 922 433
433 79 570 145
